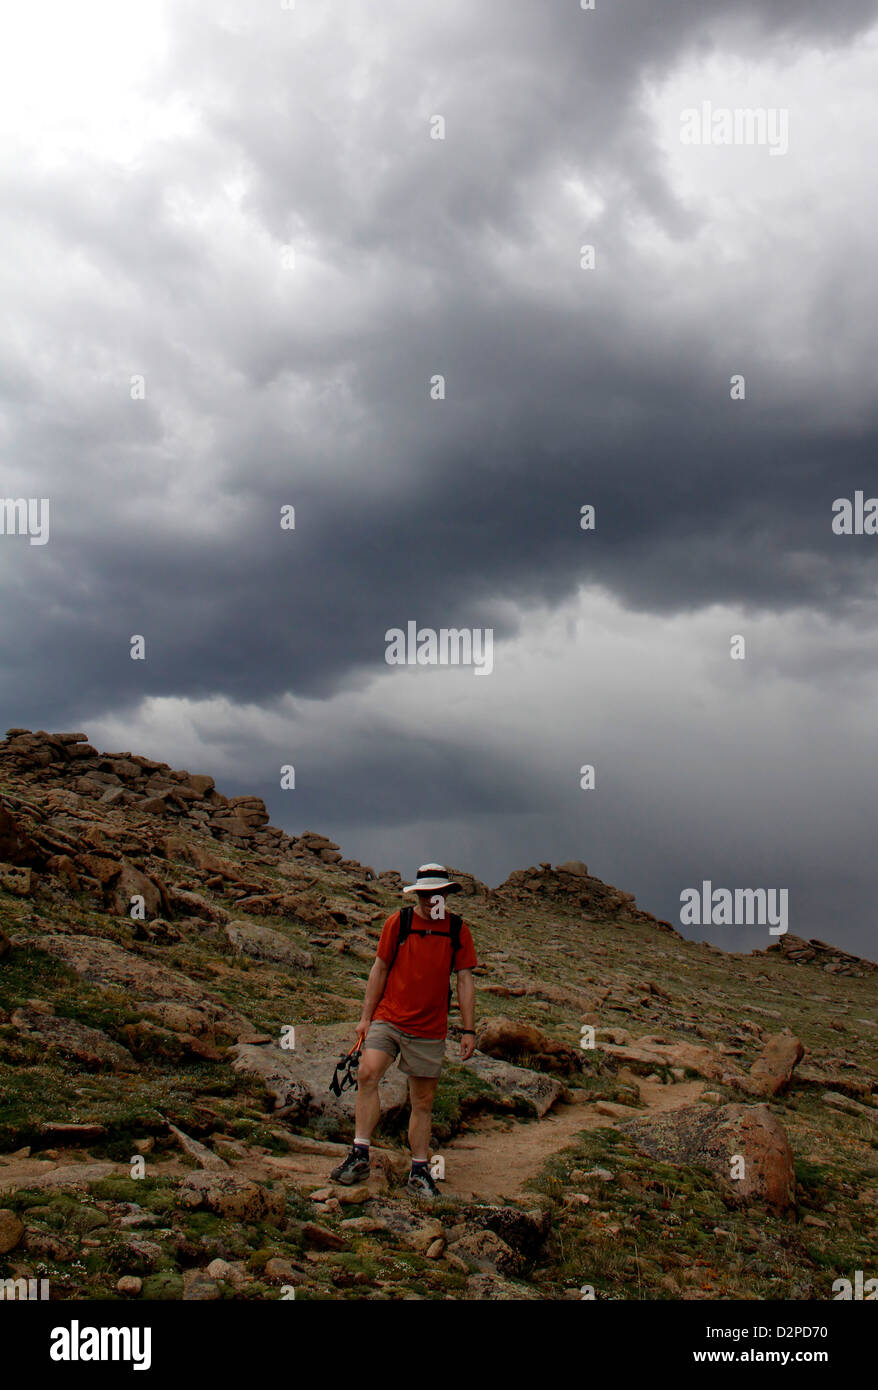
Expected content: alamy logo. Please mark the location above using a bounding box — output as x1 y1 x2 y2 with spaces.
680 102 789 156
831 492 878 535
1 1276 50 1300
50 1320 151 1370
385 622 493 675
0 497 50 545
832 1271 877 1300
679 881 788 935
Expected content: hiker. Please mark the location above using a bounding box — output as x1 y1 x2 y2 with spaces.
330 863 478 1198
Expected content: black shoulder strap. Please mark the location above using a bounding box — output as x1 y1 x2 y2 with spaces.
449 912 462 965
387 906 461 975
398 904 414 943
387 905 413 973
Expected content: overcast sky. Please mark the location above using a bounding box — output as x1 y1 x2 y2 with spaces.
2 0 878 959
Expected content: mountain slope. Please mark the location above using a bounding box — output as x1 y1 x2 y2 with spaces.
0 728 875 1301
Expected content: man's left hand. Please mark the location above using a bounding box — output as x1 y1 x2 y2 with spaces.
459 1033 476 1062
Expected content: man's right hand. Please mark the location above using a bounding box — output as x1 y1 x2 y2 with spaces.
355 1018 371 1045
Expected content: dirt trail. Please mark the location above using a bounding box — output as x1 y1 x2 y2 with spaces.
437 1076 705 1201
0 1077 705 1204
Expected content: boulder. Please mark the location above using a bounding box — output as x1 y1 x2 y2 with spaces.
228 1024 409 1124
39 1122 108 1144
0 1209 24 1253
10 1007 136 1071
619 1102 796 1209
111 860 171 919
452 1049 567 1116
139 1001 213 1036
460 1204 550 1261
179 1173 284 1223
225 921 313 971
597 1037 747 1088
34 933 249 1034
745 1029 805 1097
165 887 230 924
300 1221 345 1251
0 805 43 866
447 1229 523 1276
476 1016 582 1076
188 774 215 795
167 1125 228 1171
0 863 35 896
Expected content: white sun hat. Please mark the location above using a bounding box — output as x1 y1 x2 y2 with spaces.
402 863 462 894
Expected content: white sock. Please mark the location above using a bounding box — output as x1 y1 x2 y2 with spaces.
353 1137 370 1149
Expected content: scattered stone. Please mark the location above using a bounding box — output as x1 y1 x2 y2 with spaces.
335 1184 371 1205
34 933 246 1034
167 1124 229 1171
182 1269 221 1301
0 1210 25 1253
179 1173 285 1223
745 1029 805 1097
822 1091 876 1121
116 1276 142 1296
264 1257 304 1283
301 1222 346 1251
38 1122 107 1144
339 1217 390 1233
595 1101 635 1118
447 1229 523 1277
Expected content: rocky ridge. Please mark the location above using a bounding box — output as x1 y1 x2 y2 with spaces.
0 727 876 1302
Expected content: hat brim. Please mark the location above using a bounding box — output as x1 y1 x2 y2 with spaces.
402 879 462 894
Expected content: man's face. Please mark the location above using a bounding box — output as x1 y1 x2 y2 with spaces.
415 889 447 918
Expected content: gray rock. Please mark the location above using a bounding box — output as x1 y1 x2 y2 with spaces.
619 1102 796 1209
449 1048 567 1117
34 933 248 1035
11 1006 135 1071
225 921 313 971
228 1023 409 1123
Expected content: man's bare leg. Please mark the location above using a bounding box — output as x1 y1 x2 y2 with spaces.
354 1048 395 1142
407 1075 439 1160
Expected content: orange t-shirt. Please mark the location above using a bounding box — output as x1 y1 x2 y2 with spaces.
372 908 478 1039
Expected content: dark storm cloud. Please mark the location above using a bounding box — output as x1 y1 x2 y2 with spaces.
2 0 878 961
3 0 878 729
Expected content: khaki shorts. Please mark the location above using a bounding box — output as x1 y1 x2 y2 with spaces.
364 1020 445 1078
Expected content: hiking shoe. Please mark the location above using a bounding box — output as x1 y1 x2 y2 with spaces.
406 1166 440 1200
329 1147 370 1185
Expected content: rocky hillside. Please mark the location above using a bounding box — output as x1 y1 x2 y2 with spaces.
0 728 875 1301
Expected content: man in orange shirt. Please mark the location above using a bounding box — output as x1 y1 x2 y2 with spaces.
330 864 477 1198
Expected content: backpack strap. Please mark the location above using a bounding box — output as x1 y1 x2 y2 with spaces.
447 913 462 1010
388 905 413 972
448 912 462 966
383 907 464 1009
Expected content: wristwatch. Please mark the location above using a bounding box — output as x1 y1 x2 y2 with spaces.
461 1029 476 1035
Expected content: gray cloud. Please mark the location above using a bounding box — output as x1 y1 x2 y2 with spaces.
2 0 878 958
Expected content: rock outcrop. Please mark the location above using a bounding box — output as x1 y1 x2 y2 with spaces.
494 861 681 934
757 933 876 979
619 1102 797 1209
